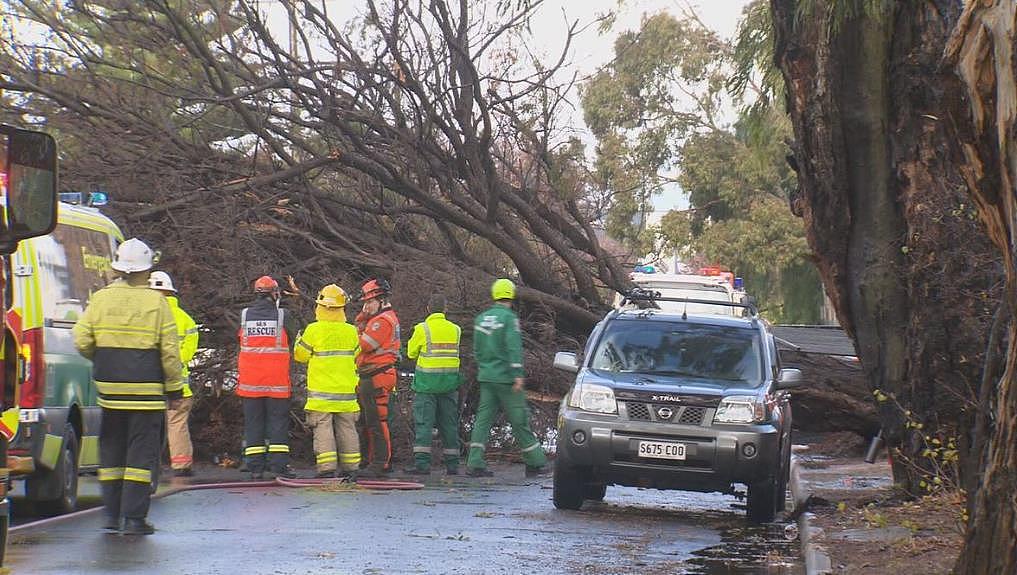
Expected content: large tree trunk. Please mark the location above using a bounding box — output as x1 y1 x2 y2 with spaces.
944 2 1017 573
771 0 997 494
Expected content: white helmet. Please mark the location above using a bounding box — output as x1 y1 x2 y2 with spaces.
148 271 176 292
111 238 155 273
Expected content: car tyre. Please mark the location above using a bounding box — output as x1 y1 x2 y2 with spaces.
583 482 607 501
37 424 80 516
747 477 777 523
552 463 584 510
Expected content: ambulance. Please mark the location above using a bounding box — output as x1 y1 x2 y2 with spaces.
4 198 122 515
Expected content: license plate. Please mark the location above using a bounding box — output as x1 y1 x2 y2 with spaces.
637 440 686 460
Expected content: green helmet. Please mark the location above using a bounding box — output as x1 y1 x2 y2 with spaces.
491 278 516 301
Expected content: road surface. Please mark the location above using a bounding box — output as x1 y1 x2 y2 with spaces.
6 466 803 574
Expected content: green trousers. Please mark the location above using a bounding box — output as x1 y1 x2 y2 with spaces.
466 382 547 470
412 390 461 470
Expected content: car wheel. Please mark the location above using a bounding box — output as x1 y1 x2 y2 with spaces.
583 482 607 501
747 478 777 523
37 425 80 516
552 463 585 510
776 438 791 513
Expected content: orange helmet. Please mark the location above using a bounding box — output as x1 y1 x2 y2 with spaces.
358 278 391 302
254 275 279 293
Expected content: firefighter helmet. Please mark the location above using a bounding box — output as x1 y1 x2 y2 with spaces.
316 284 347 308
111 238 156 273
254 275 279 293
491 278 515 301
148 271 176 293
358 278 391 302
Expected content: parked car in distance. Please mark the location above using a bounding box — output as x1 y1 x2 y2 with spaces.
552 293 801 523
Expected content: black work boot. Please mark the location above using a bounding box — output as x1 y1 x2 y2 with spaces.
445 466 459 476
273 466 297 479
102 515 121 532
525 465 549 478
402 466 430 476
123 518 155 535
466 467 494 477
315 470 337 479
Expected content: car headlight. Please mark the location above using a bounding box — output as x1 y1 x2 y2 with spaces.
567 383 617 414
713 395 767 424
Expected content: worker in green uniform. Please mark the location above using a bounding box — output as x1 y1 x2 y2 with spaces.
405 294 462 476
466 279 548 478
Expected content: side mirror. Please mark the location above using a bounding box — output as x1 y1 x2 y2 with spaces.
0 125 58 254
776 368 803 390
553 351 579 374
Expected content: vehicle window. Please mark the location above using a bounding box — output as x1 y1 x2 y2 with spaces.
589 321 763 385
36 224 115 322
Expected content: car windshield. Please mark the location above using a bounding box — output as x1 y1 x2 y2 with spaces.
589 320 763 385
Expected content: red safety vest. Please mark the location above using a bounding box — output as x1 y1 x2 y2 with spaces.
237 307 291 398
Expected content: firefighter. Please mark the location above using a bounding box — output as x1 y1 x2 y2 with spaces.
293 285 361 479
354 278 400 476
73 238 183 535
466 279 548 478
237 276 298 480
404 294 462 476
149 271 199 478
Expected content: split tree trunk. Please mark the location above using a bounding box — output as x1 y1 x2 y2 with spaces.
943 2 1017 572
771 0 997 494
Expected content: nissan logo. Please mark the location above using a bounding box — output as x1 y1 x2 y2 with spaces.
657 407 674 419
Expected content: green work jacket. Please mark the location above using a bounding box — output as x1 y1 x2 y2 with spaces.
473 304 523 385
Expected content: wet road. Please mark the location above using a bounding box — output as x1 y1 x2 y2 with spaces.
5 468 803 574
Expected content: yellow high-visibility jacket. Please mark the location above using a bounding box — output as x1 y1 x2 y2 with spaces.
407 312 461 394
167 296 198 398
294 311 360 413
73 276 183 410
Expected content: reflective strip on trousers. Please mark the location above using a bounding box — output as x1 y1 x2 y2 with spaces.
412 446 430 453
307 390 358 402
339 452 361 464
123 467 152 483
97 398 166 410
317 452 338 464
98 467 125 481
520 442 540 453
443 449 459 455
268 444 290 453
469 443 485 451
245 446 268 456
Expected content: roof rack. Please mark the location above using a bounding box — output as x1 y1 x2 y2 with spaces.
618 288 759 318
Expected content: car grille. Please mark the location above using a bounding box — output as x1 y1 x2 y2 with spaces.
623 402 708 426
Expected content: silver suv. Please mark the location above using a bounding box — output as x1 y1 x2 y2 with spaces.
552 294 801 522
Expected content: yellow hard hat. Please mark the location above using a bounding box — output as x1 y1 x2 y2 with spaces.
491 278 515 301
316 284 347 308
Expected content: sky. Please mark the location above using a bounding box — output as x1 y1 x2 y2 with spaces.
261 0 756 212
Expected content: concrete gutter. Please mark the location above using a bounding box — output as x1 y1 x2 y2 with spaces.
790 455 832 575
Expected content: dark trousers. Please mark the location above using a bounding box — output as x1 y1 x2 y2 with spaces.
99 409 163 520
412 391 460 470
242 397 290 473
358 377 391 471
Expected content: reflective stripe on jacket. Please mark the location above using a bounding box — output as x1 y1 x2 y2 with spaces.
357 307 400 375
72 277 183 410
237 297 291 398
407 312 461 394
167 296 198 398
294 318 360 413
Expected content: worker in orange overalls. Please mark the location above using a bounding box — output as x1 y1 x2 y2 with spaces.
354 278 400 476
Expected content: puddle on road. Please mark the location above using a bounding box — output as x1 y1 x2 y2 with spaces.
686 521 803 574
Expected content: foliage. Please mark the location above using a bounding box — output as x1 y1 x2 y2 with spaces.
581 2 818 321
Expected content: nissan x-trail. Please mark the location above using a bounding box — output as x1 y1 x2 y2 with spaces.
552 293 801 522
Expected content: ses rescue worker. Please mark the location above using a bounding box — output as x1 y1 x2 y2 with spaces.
237 276 299 480
73 238 183 535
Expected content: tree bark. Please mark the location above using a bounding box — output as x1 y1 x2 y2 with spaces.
943 2 1017 572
